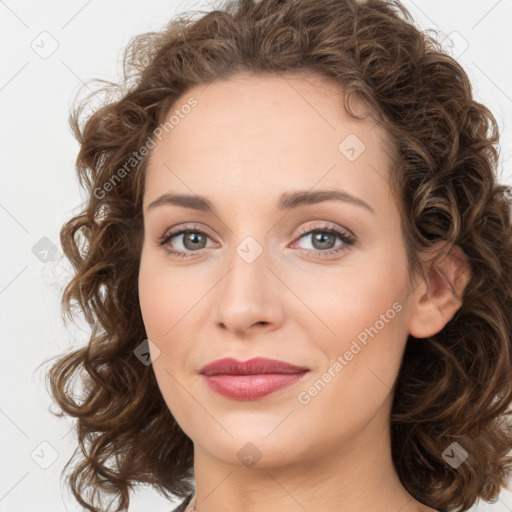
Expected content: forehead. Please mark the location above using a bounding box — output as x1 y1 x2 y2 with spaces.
144 72 395 213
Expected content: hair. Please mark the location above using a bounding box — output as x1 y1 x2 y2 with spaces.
42 0 512 511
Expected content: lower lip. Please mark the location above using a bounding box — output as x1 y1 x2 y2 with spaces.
202 372 309 400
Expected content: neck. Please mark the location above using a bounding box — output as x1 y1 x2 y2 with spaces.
187 401 434 512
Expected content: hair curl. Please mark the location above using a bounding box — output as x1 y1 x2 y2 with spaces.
43 0 512 511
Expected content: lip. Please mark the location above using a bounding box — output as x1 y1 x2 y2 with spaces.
199 357 309 375
199 357 310 400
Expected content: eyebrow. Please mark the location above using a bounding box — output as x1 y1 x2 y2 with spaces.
146 189 375 215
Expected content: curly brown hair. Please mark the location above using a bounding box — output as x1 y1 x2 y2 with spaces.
42 0 512 511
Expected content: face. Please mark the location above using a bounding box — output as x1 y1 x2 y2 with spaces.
138 72 418 469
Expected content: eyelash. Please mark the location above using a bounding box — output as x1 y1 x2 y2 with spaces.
158 223 356 260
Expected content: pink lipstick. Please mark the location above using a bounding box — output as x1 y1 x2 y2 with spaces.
199 357 310 400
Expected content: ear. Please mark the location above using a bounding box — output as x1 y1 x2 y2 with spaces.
408 242 471 338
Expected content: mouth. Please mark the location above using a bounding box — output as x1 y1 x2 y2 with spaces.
199 357 310 400
199 356 310 376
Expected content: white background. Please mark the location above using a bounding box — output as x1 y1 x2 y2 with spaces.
1 0 512 511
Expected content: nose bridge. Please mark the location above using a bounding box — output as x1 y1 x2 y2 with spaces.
215 231 283 333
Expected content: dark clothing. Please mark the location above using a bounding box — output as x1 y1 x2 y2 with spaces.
170 493 448 511
171 493 193 512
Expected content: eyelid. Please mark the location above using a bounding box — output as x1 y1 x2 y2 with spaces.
159 222 215 241
289 223 356 256
158 221 353 243
294 221 355 240
158 220 356 258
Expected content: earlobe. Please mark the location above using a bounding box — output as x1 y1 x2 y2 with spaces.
408 243 471 339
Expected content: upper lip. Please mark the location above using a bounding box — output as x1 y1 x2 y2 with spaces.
199 357 310 376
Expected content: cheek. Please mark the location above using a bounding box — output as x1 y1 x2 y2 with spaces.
138 249 197 340
138 253 192 420
138 250 206 360
300 249 410 389
293 257 407 341
292 269 409 442
138 262 167 341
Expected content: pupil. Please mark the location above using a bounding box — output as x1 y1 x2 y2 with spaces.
185 232 204 249
314 232 334 249
180 231 336 251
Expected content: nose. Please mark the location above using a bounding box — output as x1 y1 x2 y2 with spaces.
214 241 285 338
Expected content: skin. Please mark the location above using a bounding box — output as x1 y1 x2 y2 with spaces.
138 72 470 512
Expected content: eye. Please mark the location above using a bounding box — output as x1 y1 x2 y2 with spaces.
158 222 356 259
291 224 356 259
158 224 217 258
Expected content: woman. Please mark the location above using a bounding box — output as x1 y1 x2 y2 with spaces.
45 0 512 511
